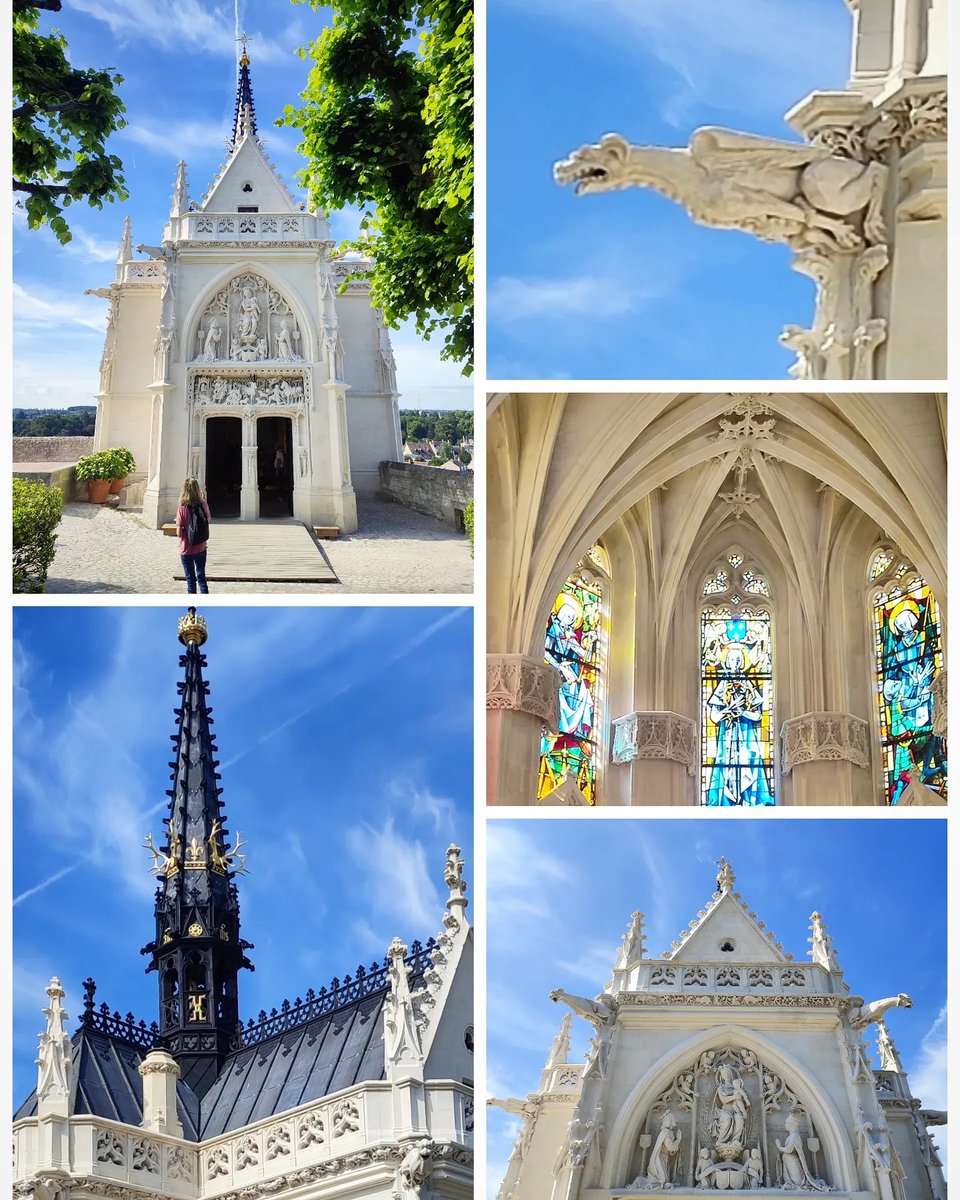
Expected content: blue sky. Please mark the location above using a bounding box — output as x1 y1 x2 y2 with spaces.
487 819 947 1195
13 0 471 410
12 605 474 1105
486 0 851 380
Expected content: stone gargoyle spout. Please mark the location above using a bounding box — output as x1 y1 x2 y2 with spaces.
554 127 888 254
847 993 913 1029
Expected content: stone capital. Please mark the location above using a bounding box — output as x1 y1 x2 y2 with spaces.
781 712 869 773
611 712 696 775
486 654 559 727
138 1050 180 1078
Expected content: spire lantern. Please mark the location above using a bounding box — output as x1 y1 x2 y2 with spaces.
141 610 253 1097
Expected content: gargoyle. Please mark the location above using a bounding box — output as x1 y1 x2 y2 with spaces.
847 993 913 1029
549 987 616 1027
554 127 888 253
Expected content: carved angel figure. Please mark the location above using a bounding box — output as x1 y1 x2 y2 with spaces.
554 127 888 253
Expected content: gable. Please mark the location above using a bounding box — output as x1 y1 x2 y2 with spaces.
201 136 298 215
667 893 789 964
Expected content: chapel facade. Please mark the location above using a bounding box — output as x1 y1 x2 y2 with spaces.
553 0 946 379
486 393 947 807
13 611 474 1200
88 51 402 532
489 860 945 1200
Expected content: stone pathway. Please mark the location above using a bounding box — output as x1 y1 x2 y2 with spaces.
42 499 474 595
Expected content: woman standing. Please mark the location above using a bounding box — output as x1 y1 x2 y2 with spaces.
176 477 211 594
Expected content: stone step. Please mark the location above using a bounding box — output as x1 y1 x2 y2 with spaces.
313 526 340 539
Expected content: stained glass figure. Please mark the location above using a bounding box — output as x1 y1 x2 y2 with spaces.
538 570 603 804
701 609 774 806
873 578 946 804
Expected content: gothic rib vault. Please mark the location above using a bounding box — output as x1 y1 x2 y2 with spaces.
488 859 945 1200
486 393 947 806
14 611 474 1200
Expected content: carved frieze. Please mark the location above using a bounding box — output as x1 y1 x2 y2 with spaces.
486 654 560 726
781 712 870 773
191 371 308 414
611 712 696 774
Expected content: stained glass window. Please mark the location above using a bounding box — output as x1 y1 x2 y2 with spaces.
538 566 604 804
872 570 946 804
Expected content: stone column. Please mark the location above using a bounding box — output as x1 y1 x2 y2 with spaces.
486 655 559 805
780 712 871 805
932 670 946 738
240 416 259 520
139 1049 183 1138
609 712 697 806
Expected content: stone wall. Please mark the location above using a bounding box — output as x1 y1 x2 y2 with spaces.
13 436 95 463
378 461 473 529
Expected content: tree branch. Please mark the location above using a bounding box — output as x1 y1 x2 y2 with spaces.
12 97 86 122
14 0 63 12
12 178 72 196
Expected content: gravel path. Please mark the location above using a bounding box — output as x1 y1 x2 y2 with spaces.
43 499 474 595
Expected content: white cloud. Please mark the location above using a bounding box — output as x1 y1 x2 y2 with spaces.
488 273 648 321
67 228 121 264
123 118 231 158
68 0 303 66
909 1004 947 1111
387 779 458 833
344 816 441 936
13 283 108 335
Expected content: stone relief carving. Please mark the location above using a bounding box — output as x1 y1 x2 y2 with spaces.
191 372 307 412
332 1098 361 1137
611 712 696 774
131 1140 159 1174
650 967 677 986
298 1112 325 1149
207 1147 230 1179
266 1124 292 1160
194 273 303 364
166 1145 191 1180
630 1049 823 1192
236 1134 259 1169
486 654 560 726
781 713 870 772
96 1130 125 1167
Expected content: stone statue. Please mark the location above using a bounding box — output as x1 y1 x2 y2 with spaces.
848 993 913 1030
202 322 221 361
776 1112 825 1190
644 1109 682 1189
746 1147 763 1189
238 286 260 339
554 128 888 253
277 318 295 361
399 1138 433 1192
710 1064 750 1151
695 1148 714 1188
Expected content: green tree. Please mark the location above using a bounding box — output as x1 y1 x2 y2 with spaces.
458 446 470 465
283 0 473 371
13 1 127 244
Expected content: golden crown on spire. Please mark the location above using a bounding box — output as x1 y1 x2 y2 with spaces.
178 608 208 647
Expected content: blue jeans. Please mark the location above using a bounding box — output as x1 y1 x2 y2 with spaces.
181 549 209 594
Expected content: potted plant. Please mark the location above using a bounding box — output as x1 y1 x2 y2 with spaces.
75 450 116 503
106 447 136 493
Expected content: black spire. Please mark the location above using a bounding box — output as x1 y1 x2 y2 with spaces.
231 38 258 146
141 609 253 1097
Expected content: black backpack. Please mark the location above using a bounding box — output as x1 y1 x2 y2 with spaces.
186 502 209 545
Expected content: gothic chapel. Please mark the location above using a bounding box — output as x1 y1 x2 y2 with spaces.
88 50 402 531
486 393 947 807
489 860 945 1200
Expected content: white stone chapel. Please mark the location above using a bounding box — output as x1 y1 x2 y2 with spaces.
489 859 945 1200
88 48 401 531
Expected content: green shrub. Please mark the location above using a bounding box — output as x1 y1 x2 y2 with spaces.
464 499 474 557
75 450 114 482
13 479 64 593
107 447 136 476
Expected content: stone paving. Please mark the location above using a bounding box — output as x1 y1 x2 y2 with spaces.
42 499 474 595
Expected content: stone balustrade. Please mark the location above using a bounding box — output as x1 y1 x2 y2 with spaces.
170 212 328 244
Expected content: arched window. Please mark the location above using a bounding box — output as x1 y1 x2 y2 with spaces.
869 549 946 804
538 547 608 804
700 553 774 806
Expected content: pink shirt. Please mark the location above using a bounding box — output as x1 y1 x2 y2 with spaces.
177 502 211 556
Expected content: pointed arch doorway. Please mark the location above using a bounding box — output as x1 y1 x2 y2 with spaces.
205 416 242 517
257 416 294 517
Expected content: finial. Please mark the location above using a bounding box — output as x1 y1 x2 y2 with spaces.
716 857 735 893
616 909 647 969
808 910 842 972
240 102 254 140
36 977 72 1112
444 844 467 911
545 1013 572 1069
238 31 252 66
171 160 189 218
82 977 97 1019
178 607 208 647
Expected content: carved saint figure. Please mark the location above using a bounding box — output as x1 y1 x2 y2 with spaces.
203 322 221 361
711 1064 750 1149
212 377 228 402
746 1147 763 1189
277 318 295 361
646 1109 682 1189
776 1112 824 1190
695 1148 714 1188
238 286 260 339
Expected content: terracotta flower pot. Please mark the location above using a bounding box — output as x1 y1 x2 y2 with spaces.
87 479 112 503
109 476 127 494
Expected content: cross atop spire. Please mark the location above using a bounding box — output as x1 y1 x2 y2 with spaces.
231 37 258 147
